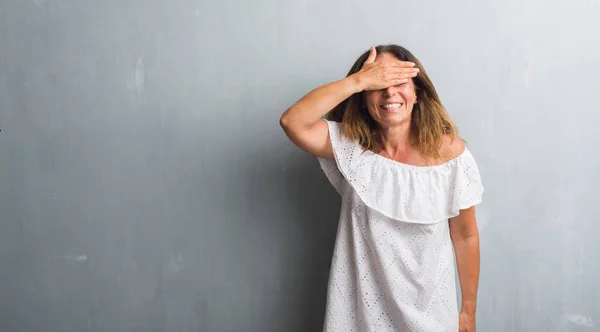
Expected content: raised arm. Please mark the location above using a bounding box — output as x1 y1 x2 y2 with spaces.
279 77 361 159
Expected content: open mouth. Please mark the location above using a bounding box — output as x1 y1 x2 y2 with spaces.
380 103 404 112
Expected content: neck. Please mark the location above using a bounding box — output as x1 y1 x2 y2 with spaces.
379 120 412 155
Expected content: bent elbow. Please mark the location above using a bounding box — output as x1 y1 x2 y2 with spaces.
279 113 291 130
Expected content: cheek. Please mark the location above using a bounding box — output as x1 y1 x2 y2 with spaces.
364 92 380 105
401 89 417 103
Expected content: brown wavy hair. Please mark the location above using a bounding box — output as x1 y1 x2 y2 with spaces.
326 44 458 160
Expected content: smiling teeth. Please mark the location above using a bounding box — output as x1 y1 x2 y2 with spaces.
382 103 402 109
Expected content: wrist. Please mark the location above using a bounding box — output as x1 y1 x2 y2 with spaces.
346 73 366 93
461 301 477 315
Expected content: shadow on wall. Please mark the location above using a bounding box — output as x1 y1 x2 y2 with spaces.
253 145 340 332
274 152 340 332
193 137 341 332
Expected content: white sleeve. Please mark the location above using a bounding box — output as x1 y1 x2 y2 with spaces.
317 121 346 195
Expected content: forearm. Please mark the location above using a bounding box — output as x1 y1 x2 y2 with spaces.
280 75 363 130
453 234 480 314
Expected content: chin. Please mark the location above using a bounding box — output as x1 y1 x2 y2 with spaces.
376 112 411 126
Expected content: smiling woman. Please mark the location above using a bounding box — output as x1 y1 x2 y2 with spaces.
280 45 484 332
326 45 459 165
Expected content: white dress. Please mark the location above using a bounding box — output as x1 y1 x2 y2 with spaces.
317 120 484 332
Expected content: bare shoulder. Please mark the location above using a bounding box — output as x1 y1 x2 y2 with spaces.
440 134 465 162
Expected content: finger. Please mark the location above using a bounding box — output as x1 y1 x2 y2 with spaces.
391 63 418 70
391 78 410 85
391 68 419 77
408 69 420 77
400 66 420 73
364 46 377 64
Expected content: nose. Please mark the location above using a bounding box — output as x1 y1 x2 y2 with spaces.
383 85 399 97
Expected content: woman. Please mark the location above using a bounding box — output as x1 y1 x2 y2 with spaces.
280 44 483 332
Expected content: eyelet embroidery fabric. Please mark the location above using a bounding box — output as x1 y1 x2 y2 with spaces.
317 120 484 332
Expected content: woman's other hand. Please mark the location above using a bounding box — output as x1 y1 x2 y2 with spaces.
459 311 476 332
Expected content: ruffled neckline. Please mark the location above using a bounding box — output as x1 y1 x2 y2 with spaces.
366 148 467 171
319 120 484 224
